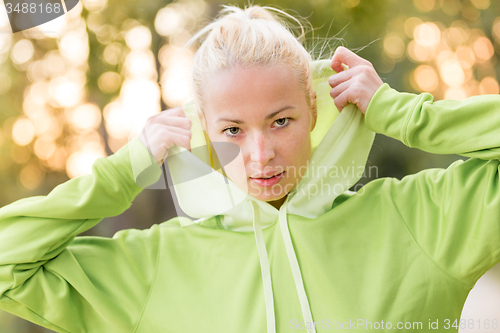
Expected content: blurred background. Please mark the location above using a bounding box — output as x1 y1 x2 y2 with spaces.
0 0 500 331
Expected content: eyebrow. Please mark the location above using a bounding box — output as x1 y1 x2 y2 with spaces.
215 105 296 124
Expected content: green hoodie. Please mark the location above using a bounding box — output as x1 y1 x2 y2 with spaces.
1 59 499 333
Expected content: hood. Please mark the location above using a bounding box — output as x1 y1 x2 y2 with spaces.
132 59 375 333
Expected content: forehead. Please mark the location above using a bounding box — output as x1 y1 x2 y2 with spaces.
202 63 305 119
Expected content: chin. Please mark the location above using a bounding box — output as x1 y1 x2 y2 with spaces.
249 189 287 202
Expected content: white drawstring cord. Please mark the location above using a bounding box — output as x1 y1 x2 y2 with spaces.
249 200 276 333
278 196 317 333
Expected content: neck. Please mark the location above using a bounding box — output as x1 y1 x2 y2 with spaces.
267 194 287 210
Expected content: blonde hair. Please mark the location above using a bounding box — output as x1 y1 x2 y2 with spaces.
181 3 320 131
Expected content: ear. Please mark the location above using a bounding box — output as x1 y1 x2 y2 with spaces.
310 91 317 132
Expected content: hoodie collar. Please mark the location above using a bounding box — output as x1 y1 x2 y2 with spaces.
134 59 375 333
166 59 375 230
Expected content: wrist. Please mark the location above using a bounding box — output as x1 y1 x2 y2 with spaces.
129 138 163 189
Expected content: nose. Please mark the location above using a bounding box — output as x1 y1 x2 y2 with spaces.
249 131 275 165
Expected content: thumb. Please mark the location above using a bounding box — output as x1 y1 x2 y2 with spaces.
330 46 369 73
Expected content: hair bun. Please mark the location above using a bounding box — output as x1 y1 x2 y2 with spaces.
243 5 278 22
216 5 280 24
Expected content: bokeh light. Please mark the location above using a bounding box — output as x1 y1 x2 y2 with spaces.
440 59 465 87
159 45 194 106
10 39 34 65
95 24 118 44
413 0 435 12
19 162 44 190
404 17 423 38
403 9 498 101
123 50 158 79
444 87 467 100
12 118 35 146
81 0 107 12
479 77 500 95
473 36 494 63
384 34 406 59
441 0 462 16
66 142 106 178
470 0 490 10
98 72 122 93
125 25 152 50
414 22 441 47
58 29 89 64
103 42 124 65
155 7 183 37
413 65 439 92
455 46 475 69
34 137 56 160
49 71 87 108
493 17 500 43
65 103 102 132
407 40 433 62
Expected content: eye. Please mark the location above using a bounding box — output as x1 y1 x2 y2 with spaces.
223 126 241 137
222 117 292 138
274 117 292 127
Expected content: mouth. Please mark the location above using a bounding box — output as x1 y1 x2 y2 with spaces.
249 171 285 187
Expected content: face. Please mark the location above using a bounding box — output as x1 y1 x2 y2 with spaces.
202 63 317 209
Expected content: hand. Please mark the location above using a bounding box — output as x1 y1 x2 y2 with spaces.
138 106 192 166
328 46 384 114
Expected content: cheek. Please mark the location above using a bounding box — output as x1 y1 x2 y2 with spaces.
281 125 312 161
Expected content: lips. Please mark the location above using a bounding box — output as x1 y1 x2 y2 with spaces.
250 171 284 179
249 171 285 188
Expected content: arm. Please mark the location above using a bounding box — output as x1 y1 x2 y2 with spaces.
365 84 500 287
0 138 162 332
329 46 500 160
365 83 500 160
329 46 500 287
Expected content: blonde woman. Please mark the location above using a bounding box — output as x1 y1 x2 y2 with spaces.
1 4 500 333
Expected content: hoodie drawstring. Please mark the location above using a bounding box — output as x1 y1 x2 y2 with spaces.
278 199 316 333
249 198 316 333
249 200 276 333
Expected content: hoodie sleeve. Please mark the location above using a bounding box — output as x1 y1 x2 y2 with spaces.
364 84 500 287
0 138 163 332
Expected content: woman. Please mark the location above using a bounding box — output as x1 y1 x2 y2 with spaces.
1 4 500 333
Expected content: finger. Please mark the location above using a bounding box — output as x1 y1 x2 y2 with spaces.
159 132 192 161
155 106 186 119
163 124 192 138
164 106 185 114
168 106 186 117
332 89 351 113
328 69 355 88
330 79 351 101
148 124 192 141
148 126 192 151
169 132 192 153
151 114 192 131
330 46 370 73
